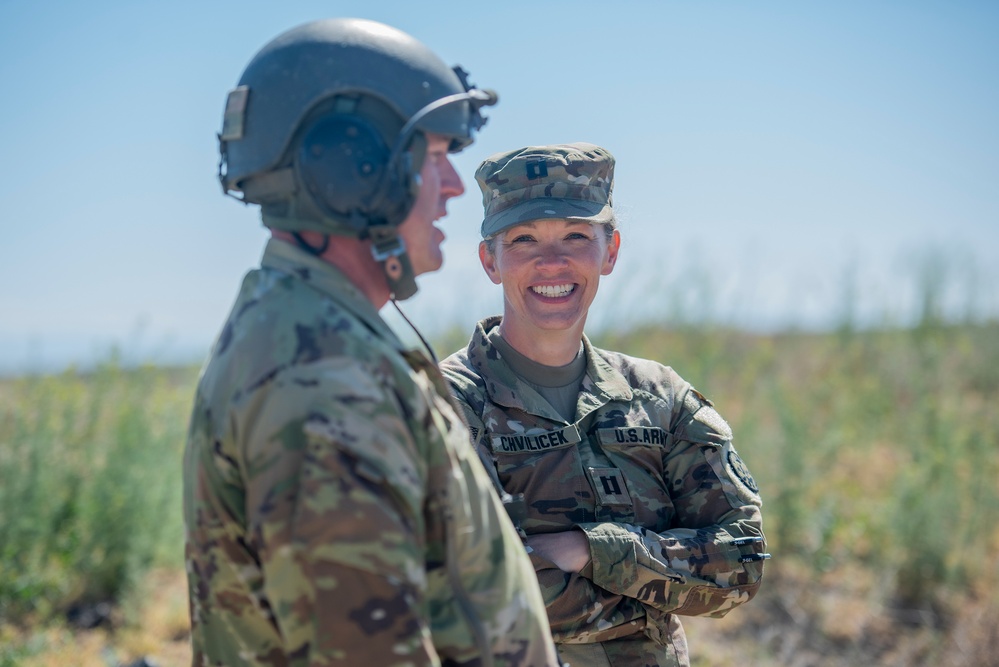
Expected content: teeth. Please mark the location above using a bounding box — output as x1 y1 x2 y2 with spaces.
532 284 574 298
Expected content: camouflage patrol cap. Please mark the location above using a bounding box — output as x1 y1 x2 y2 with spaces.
475 142 615 238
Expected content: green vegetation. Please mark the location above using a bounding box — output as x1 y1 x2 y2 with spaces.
596 320 999 665
0 359 197 646
1 320 997 666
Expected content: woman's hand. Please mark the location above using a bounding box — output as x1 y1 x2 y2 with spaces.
526 530 591 573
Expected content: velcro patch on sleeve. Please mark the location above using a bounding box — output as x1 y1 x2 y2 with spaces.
692 405 733 442
679 388 733 444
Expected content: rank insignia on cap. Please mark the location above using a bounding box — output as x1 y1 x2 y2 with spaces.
526 160 548 179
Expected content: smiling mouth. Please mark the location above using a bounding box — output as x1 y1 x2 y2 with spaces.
532 284 575 298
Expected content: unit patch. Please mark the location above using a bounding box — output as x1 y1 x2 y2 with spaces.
726 447 759 494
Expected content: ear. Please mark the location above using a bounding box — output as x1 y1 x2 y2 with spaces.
601 229 621 276
479 241 503 285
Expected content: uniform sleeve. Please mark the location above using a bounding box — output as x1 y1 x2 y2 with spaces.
243 361 439 665
577 389 768 619
530 551 651 643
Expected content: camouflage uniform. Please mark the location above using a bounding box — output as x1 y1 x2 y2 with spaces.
183 240 561 667
441 317 768 667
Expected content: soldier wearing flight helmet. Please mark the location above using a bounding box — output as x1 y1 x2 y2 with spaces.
183 18 561 667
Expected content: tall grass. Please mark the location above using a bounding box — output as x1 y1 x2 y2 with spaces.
1 315 997 665
597 322 999 606
596 320 999 664
0 358 197 627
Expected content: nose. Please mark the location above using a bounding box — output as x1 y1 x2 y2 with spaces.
440 156 464 199
534 242 570 269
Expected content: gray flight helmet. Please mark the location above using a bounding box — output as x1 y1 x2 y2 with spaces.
218 18 495 208
216 18 497 301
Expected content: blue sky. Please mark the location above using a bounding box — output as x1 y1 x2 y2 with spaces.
1 1 997 373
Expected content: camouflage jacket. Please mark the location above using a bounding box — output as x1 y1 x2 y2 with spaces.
440 317 768 667
183 241 561 667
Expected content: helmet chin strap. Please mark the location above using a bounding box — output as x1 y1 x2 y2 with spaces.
368 224 418 300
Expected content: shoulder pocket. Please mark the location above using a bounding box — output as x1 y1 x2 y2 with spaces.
673 389 760 506
674 389 732 445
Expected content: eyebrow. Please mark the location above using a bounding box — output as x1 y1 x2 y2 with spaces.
507 220 590 233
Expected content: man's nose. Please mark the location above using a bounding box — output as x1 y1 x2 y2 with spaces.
440 157 464 198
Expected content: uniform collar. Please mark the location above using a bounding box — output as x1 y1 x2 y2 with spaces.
467 317 633 420
260 238 405 351
579 337 634 408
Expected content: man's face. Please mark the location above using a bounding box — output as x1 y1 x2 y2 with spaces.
396 134 465 277
479 218 620 337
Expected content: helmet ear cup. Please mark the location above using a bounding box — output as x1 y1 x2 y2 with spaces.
295 114 417 232
398 130 428 214
376 148 419 228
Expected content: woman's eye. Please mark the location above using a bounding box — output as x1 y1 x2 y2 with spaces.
511 235 534 243
566 233 589 240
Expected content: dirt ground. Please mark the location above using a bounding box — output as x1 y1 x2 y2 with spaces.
9 563 998 667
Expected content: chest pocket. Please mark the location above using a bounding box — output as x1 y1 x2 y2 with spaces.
489 424 596 532
596 427 676 531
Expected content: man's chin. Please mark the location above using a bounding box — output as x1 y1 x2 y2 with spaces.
413 255 445 278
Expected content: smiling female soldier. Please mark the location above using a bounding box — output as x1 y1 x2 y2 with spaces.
440 143 770 667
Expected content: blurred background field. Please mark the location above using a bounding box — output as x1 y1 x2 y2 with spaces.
2 304 997 667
